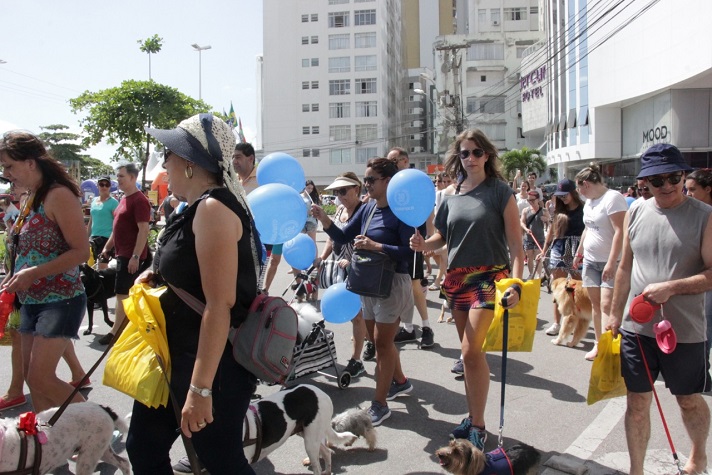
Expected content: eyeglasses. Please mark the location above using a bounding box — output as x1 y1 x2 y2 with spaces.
333 188 352 196
637 186 649 193
459 148 485 160
646 173 683 188
98 182 110 188
363 176 386 185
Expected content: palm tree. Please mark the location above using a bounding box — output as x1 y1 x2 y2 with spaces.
137 34 163 81
499 147 547 182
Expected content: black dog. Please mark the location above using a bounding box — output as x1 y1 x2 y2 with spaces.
80 264 116 335
436 440 540 475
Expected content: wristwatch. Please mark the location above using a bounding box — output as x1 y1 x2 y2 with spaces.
131 254 140 260
189 384 212 397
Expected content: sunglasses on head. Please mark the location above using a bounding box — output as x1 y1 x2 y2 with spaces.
646 173 683 188
363 176 385 185
459 149 485 160
333 187 352 196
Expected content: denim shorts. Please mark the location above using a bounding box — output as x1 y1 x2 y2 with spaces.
582 260 615 288
19 293 87 339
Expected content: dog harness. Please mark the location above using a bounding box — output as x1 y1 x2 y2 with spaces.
242 405 263 464
482 447 514 475
2 412 45 475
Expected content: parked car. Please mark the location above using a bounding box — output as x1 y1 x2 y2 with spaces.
321 195 336 206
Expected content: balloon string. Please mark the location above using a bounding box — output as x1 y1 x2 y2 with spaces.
412 226 417 278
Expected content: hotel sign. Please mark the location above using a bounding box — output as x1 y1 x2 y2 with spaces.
521 65 546 102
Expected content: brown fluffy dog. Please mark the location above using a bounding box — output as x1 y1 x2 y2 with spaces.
435 439 540 475
550 277 593 348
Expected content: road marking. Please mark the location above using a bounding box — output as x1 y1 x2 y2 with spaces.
564 396 627 460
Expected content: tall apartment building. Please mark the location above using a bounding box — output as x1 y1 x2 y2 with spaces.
430 0 546 156
262 0 405 186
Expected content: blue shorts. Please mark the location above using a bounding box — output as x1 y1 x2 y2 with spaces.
620 329 711 395
19 293 87 339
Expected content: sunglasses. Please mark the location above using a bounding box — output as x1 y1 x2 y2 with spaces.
333 188 352 196
637 186 649 193
363 176 386 185
527 199 537 203
98 182 110 188
459 149 485 160
647 173 683 188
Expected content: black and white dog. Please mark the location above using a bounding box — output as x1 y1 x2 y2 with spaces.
80 263 116 335
245 384 355 475
0 402 130 475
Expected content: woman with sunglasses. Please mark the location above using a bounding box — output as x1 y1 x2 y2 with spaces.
312 158 415 427
0 131 90 413
410 129 524 450
301 179 320 244
87 176 118 270
572 164 628 361
520 191 549 278
315 172 369 376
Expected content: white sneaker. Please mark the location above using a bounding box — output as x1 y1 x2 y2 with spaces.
545 323 560 336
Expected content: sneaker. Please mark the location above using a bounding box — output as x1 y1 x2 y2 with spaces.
362 341 376 361
451 358 464 375
468 426 488 451
0 395 27 411
386 378 413 401
449 417 472 439
367 401 391 426
545 322 560 336
172 456 208 474
394 327 417 343
420 327 434 348
97 332 114 345
585 342 599 361
344 358 365 377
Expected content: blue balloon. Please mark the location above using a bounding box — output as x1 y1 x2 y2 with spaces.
247 184 307 244
257 152 306 192
321 283 361 324
386 169 437 227
283 234 317 270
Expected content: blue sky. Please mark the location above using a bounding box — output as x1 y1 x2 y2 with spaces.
0 0 263 162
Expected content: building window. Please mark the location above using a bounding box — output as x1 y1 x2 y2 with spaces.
329 0 349 4
481 75 487 82
354 55 377 71
311 13 318 21
477 123 506 140
355 78 377 94
301 36 309 45
355 124 377 141
330 125 351 141
490 9 501 24
355 101 377 117
504 7 527 20
328 34 350 50
302 58 310 68
330 148 352 165
312 126 319 134
303 149 311 157
302 81 309 89
311 58 319 67
478 9 486 25
329 102 351 118
466 96 505 114
302 104 310 112
311 103 319 112
467 43 504 60
329 79 351 95
311 36 318 44
301 14 309 22
354 32 376 48
354 9 376 26
311 81 319 89
530 6 539 15
312 149 320 157
356 147 377 164
302 127 310 135
329 11 349 27
329 56 351 73
516 46 527 58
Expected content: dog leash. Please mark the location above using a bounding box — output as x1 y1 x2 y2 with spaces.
498 295 509 448
634 332 683 475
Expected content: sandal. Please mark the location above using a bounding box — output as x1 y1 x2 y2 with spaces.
428 284 441 291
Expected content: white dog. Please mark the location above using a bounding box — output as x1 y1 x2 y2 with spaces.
0 402 130 475
244 384 355 475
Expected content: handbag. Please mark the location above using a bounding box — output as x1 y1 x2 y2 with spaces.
345 205 395 299
587 330 627 404
482 278 540 352
318 257 347 289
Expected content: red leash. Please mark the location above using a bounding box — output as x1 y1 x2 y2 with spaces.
633 332 683 475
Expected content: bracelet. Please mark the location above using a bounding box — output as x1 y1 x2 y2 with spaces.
508 283 522 299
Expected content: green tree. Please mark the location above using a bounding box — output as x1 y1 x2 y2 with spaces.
37 124 113 180
499 147 547 182
137 34 163 80
69 80 210 183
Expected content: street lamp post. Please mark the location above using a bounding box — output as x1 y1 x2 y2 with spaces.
191 44 212 100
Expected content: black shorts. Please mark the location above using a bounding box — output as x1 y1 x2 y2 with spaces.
411 252 424 280
620 329 711 395
89 236 109 263
114 254 153 295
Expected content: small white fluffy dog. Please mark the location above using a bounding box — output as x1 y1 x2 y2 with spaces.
0 402 130 475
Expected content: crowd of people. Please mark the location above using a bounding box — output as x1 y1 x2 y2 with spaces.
0 122 709 475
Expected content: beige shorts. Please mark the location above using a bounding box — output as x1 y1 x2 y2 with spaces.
361 273 414 324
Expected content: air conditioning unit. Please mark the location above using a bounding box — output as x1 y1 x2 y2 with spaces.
492 20 500 26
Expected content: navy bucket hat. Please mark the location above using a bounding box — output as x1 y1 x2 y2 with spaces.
636 143 693 179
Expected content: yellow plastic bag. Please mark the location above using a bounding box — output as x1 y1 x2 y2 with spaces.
587 330 627 405
103 284 171 408
482 278 540 352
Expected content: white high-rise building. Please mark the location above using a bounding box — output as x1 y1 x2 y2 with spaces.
262 0 405 187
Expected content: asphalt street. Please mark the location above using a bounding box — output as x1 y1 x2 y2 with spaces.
0 229 709 474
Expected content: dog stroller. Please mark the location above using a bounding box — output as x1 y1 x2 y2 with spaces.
281 268 351 389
